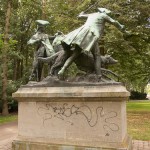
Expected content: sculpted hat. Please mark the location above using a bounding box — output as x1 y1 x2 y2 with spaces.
35 20 50 26
98 8 111 14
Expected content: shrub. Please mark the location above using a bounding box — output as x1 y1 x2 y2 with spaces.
130 91 147 100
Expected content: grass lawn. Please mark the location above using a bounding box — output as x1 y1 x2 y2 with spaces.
127 100 150 141
0 113 18 124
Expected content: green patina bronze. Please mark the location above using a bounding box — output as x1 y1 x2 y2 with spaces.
27 20 55 81
28 8 129 83
58 8 126 78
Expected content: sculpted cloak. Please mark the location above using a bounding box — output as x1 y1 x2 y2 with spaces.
63 12 124 52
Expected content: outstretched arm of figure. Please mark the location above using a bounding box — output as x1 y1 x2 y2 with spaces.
27 38 41 45
104 14 126 32
78 11 90 18
105 14 131 36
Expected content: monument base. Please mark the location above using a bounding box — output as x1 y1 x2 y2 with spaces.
12 84 132 150
13 135 132 150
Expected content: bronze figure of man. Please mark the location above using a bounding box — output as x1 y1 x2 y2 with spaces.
27 20 55 81
58 8 126 78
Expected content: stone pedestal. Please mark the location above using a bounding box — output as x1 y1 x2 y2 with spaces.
12 84 132 150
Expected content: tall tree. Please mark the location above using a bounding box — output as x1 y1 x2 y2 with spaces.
1 0 12 115
42 0 46 19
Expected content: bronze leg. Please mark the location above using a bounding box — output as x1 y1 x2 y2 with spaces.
91 42 102 76
58 45 81 77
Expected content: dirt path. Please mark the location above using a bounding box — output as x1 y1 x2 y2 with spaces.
0 122 17 150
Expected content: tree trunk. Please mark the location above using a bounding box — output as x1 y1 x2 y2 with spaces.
13 59 17 80
20 59 23 78
1 0 12 116
42 0 46 19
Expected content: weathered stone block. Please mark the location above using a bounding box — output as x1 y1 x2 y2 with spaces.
12 84 132 150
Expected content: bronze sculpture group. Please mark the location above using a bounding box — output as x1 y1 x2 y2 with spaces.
28 8 128 82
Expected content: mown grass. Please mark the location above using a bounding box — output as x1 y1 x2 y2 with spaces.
127 100 150 140
127 100 150 112
0 114 18 124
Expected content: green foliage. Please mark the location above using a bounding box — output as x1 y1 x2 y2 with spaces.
0 79 22 113
100 0 150 92
145 84 150 94
130 91 147 100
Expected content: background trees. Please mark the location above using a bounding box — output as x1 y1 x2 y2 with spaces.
0 0 150 114
102 0 150 92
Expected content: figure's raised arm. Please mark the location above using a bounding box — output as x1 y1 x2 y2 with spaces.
27 35 41 45
104 14 125 32
78 11 90 18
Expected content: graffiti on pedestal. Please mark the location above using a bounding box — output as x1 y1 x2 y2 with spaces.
37 103 119 136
